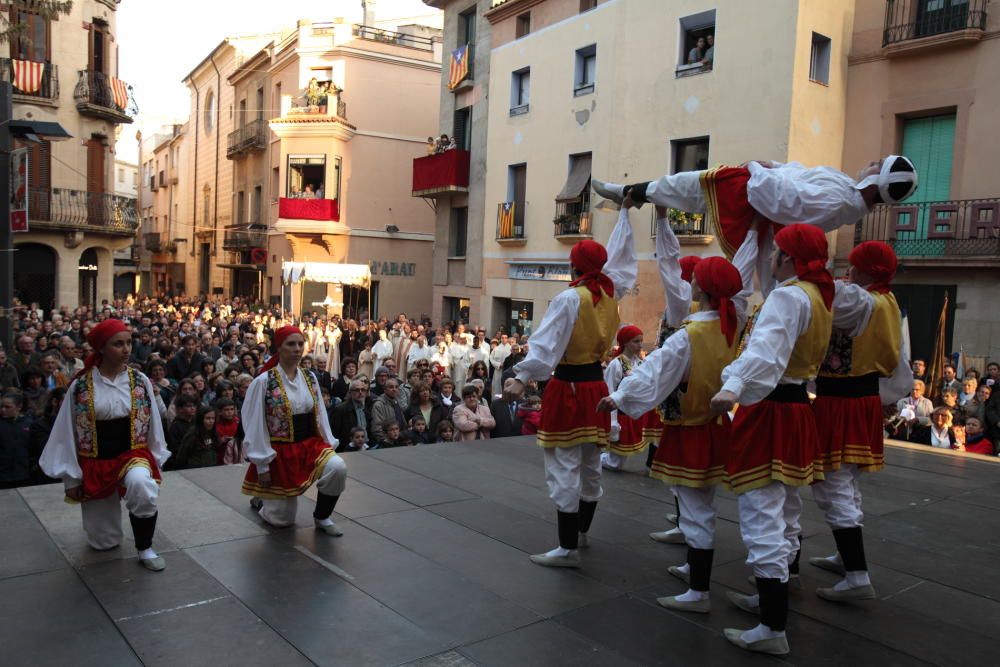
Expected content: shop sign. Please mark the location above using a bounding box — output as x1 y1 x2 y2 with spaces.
369 261 416 277
508 262 572 281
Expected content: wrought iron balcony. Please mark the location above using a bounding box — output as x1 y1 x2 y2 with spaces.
553 197 592 239
650 209 710 237
883 0 987 48
412 149 470 197
74 69 137 123
496 201 526 244
226 118 269 158
1 58 58 101
351 24 436 51
144 232 162 253
29 187 138 235
855 198 1000 261
223 224 267 250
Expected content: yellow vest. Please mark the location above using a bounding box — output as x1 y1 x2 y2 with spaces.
667 318 737 426
820 290 901 378
784 280 833 381
561 285 620 365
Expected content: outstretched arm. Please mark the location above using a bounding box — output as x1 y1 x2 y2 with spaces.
604 207 638 299
655 208 692 328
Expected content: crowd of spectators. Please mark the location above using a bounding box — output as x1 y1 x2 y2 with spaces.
426 133 458 155
890 358 1000 456
0 295 545 489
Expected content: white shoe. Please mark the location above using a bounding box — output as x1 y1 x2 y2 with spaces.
650 529 686 544
726 590 760 614
809 555 846 576
723 628 789 655
657 595 710 614
600 451 622 471
667 565 690 584
138 556 166 572
816 584 876 602
664 512 678 525
530 551 581 568
592 178 625 205
315 518 344 537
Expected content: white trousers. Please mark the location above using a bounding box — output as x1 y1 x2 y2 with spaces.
738 482 803 581
80 466 159 550
543 444 603 513
259 455 348 528
676 485 717 549
644 172 707 212
811 464 864 529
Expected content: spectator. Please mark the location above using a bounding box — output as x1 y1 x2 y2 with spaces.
166 335 206 381
341 426 369 452
176 406 221 469
371 378 408 444
0 391 33 488
239 351 259 375
426 136 437 155
10 335 41 378
405 416 435 445
963 383 991 424
38 353 70 391
28 387 64 485
436 134 451 153
0 350 20 390
468 378 490 407
517 393 543 436
911 359 927 383
452 384 496 441
701 33 714 67
167 394 199 466
962 417 993 455
331 358 359 401
215 342 239 374
437 377 457 411
405 382 448 434
313 355 333 393
959 378 978 407
927 407 955 449
984 361 999 388
895 379 933 442
20 368 48 418
146 359 174 409
985 386 1000 452
940 388 963 424
214 397 244 464
358 339 375 381
687 36 706 64
57 336 84 376
490 379 523 438
435 419 456 443
331 379 373 447
406 335 431 374
373 420 407 449
371 366 391 398
131 329 153 365
940 364 961 397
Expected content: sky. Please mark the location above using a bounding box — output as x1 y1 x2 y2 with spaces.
116 0 440 162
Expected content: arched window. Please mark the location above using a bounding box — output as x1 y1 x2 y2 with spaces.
204 89 216 134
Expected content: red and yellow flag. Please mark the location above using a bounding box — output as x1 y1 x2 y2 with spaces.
498 202 515 238
448 45 470 90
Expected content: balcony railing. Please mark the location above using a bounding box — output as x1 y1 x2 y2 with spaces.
74 69 137 123
883 0 987 47
650 209 709 237
223 224 267 250
412 149 470 197
855 198 1000 259
226 118 269 158
351 24 436 51
496 201 526 242
144 232 162 253
1 58 58 101
28 187 138 235
553 196 592 238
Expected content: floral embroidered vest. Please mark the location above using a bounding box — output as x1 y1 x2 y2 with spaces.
73 368 151 458
264 368 322 443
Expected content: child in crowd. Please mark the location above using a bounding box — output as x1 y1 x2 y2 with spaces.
341 426 369 452
435 419 456 442
375 420 407 449
214 397 244 464
517 393 542 436
166 395 199 468
405 416 435 444
176 406 220 469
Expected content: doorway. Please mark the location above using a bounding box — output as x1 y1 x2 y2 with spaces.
79 248 99 307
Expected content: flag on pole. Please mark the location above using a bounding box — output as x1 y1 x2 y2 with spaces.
448 45 470 90
926 293 949 401
11 60 45 94
498 202 515 239
109 76 130 110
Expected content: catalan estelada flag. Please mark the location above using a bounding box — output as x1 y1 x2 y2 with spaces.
448 44 470 90
11 60 45 94
109 76 130 110
498 201 515 238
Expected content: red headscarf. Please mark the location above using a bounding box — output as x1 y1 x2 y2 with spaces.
849 241 897 294
774 224 834 310
693 257 743 346
257 325 304 376
611 324 643 358
679 256 701 284
76 318 130 380
569 239 614 305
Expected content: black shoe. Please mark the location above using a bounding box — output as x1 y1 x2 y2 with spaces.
250 497 263 511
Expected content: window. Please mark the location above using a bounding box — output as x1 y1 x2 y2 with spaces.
450 207 468 257
510 68 530 115
574 45 596 96
118 168 125 182
672 137 710 173
453 106 472 151
580 0 597 12
810 32 831 85
271 167 280 203
274 82 282 115
555 153 593 235
506 164 527 238
133 172 138 186
332 156 343 200
256 88 265 121
238 99 247 127
287 155 326 198
204 89 216 134
516 12 531 38
252 185 263 223
237 191 246 225
203 188 211 225
10 10 50 61
677 10 715 76
89 20 108 74
458 6 476 79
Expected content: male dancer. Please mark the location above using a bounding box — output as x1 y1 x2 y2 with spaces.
509 207 637 568
709 224 834 655
809 241 912 601
599 255 747 614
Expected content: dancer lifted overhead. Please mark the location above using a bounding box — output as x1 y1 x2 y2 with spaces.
809 241 912 602
508 206 637 568
709 224 835 656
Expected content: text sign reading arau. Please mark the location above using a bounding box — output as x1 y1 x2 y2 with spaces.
369 261 416 277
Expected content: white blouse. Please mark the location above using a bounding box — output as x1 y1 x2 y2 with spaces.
746 161 870 231
40 368 170 489
241 365 339 474
514 207 638 383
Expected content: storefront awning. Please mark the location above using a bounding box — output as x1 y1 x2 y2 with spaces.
281 261 371 287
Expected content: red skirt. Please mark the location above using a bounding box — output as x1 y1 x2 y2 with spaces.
726 400 822 494
641 410 665 444
650 418 731 488
701 166 780 258
537 378 610 449
241 436 336 500
607 412 649 456
78 448 161 501
812 394 884 472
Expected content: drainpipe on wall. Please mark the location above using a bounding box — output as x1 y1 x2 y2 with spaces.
210 53 222 293
191 85 200 263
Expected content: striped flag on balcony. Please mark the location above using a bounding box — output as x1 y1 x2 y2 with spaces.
498 202 515 238
11 60 45 94
448 44 469 90
109 76 129 110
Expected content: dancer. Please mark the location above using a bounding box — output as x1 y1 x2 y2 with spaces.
709 224 834 655
600 325 650 472
809 241 912 601
599 254 748 614
509 207 637 568
40 319 170 572
241 326 348 536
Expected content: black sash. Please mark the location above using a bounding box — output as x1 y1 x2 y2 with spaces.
554 362 603 382
816 372 879 398
291 412 316 440
765 383 809 404
95 417 132 460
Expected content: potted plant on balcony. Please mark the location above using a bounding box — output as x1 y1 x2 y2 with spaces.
667 208 704 234
162 241 178 254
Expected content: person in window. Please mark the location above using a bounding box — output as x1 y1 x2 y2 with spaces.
687 36 706 64
315 184 324 199
701 34 715 68
302 184 316 199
